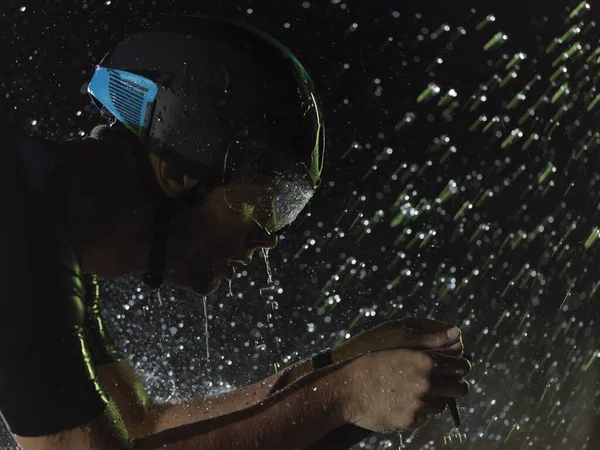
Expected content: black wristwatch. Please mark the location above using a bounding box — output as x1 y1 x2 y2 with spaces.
311 348 333 370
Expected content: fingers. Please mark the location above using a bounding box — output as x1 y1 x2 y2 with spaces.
396 318 462 347
419 352 471 398
388 318 463 350
354 318 463 358
429 378 470 398
401 326 462 350
429 352 472 378
434 340 464 357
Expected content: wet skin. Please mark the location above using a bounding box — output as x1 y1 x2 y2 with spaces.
163 185 279 295
63 135 278 293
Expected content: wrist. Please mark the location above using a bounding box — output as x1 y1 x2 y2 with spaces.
315 365 351 428
329 360 356 426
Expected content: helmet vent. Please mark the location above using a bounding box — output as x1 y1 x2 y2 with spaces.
108 70 146 134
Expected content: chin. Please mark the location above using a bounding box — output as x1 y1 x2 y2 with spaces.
165 267 221 296
188 276 221 296
205 278 221 295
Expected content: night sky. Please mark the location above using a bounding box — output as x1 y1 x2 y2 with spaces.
2 0 600 449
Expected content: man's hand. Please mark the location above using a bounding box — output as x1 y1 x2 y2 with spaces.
308 318 467 449
332 317 464 365
338 348 471 433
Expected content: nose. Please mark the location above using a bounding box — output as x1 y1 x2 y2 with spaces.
249 224 278 250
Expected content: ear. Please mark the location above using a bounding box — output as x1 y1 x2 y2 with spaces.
149 154 198 198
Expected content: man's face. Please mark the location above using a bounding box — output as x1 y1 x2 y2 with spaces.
163 183 278 295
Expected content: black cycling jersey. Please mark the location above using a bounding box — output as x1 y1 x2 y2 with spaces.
0 130 111 436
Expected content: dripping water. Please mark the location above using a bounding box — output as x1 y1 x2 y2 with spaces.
202 295 210 361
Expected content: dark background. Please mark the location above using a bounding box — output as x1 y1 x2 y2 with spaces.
2 0 600 448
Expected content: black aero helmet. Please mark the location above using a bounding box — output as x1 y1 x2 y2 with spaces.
88 14 325 233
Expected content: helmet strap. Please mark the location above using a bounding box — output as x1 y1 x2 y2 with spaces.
143 201 175 289
129 138 183 289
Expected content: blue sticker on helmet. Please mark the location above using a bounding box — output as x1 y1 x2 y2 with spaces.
88 67 159 137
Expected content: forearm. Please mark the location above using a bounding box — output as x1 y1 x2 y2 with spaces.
134 363 346 450
149 354 369 450
100 357 366 449
152 359 313 432
96 358 313 435
151 344 358 432
17 361 345 450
